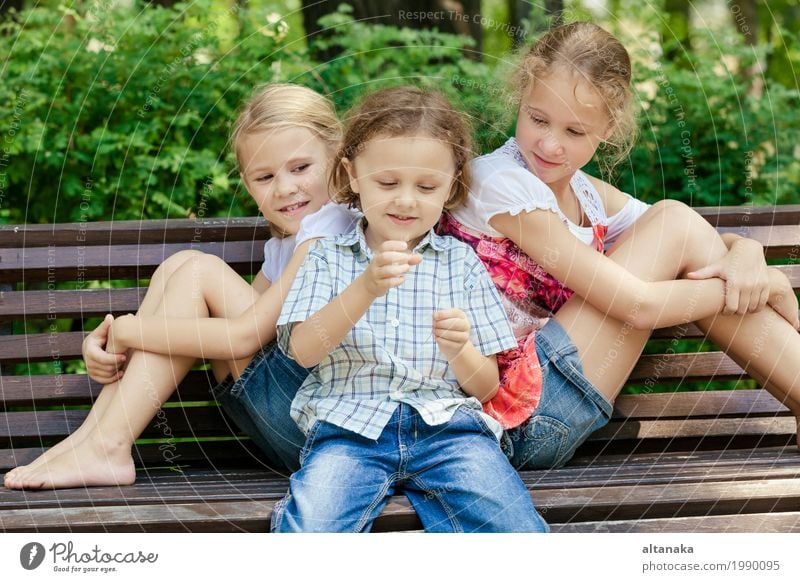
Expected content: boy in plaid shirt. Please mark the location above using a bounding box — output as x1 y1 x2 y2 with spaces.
271 87 547 533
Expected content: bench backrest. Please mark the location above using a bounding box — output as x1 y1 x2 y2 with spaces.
1 206 798 472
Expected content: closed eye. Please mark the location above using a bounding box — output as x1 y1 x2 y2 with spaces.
292 163 310 173
255 173 274 183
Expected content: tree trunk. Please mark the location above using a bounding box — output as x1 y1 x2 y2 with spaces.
301 0 482 57
0 0 25 14
729 0 757 45
663 0 691 59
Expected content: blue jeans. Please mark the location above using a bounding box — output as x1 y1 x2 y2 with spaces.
271 404 549 533
504 317 614 470
212 343 309 473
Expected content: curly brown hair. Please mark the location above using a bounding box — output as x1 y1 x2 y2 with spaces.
515 22 638 176
331 86 473 211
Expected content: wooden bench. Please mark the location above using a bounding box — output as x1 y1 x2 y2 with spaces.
1 205 799 533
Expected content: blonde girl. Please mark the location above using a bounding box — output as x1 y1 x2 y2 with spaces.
438 21 800 470
5 84 355 489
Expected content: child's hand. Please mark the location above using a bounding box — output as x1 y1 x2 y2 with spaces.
433 308 471 360
106 314 135 355
687 238 770 315
767 268 800 330
361 240 422 297
82 314 127 384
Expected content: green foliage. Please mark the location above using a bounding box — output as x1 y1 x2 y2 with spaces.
1 2 798 227
604 29 800 206
0 0 304 223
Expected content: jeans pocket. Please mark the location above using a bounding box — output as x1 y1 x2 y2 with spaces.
459 407 500 442
516 414 571 470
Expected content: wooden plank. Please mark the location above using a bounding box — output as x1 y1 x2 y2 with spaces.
590 416 796 441
0 287 146 319
0 217 269 247
0 241 263 283
695 205 800 227
611 389 789 419
0 441 267 473
553 511 800 532
717 225 800 258
0 500 275 533
629 351 744 382
0 407 244 444
0 370 218 406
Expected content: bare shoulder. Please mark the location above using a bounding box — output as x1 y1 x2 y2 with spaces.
585 174 629 216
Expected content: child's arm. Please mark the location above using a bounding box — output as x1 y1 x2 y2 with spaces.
491 209 729 330
433 309 500 402
595 176 773 317
106 241 315 359
287 240 422 367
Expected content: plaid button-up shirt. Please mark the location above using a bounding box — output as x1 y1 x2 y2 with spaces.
276 219 517 441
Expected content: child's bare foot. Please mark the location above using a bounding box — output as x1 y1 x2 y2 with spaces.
3 435 135 490
3 431 90 487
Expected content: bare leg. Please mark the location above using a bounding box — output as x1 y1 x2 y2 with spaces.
6 253 261 489
552 201 800 444
3 251 205 486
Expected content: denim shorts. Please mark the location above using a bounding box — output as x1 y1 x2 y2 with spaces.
211 342 309 473
503 317 614 470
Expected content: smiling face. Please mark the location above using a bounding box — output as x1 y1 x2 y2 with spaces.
238 126 332 236
343 134 456 251
515 67 611 194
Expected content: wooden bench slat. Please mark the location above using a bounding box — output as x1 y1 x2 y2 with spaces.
0 441 268 473
553 511 800 532
629 351 745 382
611 389 789 419
0 242 263 283
0 288 147 319
695 204 800 227
0 371 218 407
589 416 796 441
534 476 800 523
0 218 270 247
0 408 245 443
0 499 274 533
717 225 800 258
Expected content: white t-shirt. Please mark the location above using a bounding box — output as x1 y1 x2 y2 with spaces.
260 204 362 283
453 138 650 249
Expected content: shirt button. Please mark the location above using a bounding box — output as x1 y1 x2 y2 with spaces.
389 318 400 328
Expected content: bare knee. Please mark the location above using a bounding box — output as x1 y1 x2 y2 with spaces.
649 200 724 269
152 250 205 285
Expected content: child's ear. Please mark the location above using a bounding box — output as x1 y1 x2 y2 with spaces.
342 157 360 194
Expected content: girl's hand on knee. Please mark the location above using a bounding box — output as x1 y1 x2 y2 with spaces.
433 309 471 360
362 240 422 298
106 314 136 355
687 238 770 316
767 268 800 330
83 314 127 384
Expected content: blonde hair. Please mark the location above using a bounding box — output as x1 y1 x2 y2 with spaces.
331 86 473 211
230 83 342 237
515 21 638 176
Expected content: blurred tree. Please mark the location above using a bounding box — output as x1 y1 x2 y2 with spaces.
507 0 564 47
302 0 482 57
663 0 691 59
0 0 23 15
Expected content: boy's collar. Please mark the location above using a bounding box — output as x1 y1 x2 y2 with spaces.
335 216 451 257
